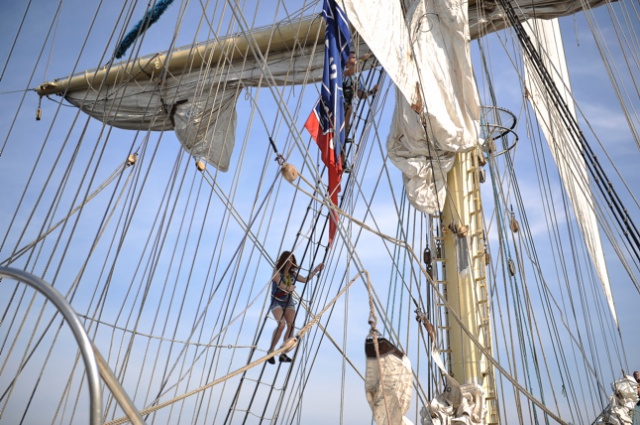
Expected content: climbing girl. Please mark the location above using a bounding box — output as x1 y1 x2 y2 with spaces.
267 251 324 364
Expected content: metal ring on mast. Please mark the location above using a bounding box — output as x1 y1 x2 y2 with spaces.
480 106 519 157
484 129 519 157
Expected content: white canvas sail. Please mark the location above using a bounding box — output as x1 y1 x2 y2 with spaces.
41 20 327 171
344 0 480 150
343 0 481 213
523 18 618 326
2 1 638 424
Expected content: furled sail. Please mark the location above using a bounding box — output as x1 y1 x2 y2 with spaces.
37 19 327 171
35 0 613 175
593 375 639 424
421 382 486 425
365 337 414 425
467 0 612 39
344 0 481 213
523 18 618 327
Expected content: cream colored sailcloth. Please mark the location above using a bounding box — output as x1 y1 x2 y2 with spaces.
523 18 618 327
365 338 414 425
41 20 327 172
343 0 481 214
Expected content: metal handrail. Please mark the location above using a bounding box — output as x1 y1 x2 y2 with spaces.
0 267 146 425
0 267 102 425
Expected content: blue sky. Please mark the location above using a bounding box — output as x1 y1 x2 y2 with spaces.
0 1 639 424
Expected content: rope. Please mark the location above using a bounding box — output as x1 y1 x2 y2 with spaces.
294 296 365 381
0 0 34 82
277 156 576 423
284 164 405 245
104 271 363 425
1 156 133 266
364 270 393 425
114 0 176 59
0 88 34 96
278 138 583 424
500 0 640 266
408 251 571 424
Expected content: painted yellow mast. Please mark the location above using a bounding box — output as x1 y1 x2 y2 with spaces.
441 148 498 424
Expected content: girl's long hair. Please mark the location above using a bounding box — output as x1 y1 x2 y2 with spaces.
275 251 297 272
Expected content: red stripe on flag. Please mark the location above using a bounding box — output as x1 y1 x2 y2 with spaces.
305 110 341 246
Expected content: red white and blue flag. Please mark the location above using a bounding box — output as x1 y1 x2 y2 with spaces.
304 0 351 246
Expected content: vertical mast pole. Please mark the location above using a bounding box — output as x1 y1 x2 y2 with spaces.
441 149 498 424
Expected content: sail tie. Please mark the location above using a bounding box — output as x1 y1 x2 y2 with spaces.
364 270 396 425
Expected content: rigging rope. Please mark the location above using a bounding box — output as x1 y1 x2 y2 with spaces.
281 155 574 424
497 0 640 268
0 155 134 266
104 271 362 425
114 0 176 59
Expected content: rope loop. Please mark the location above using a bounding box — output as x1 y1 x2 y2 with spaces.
267 137 285 166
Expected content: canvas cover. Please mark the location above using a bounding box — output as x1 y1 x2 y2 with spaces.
365 338 414 425
593 375 639 425
421 383 486 425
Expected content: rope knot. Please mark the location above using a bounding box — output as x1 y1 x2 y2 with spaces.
368 316 377 330
126 153 138 166
448 222 468 237
281 163 299 182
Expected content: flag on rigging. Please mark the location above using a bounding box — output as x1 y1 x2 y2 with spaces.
304 0 351 246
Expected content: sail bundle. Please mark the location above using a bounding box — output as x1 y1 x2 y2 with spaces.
593 375 639 424
38 19 327 171
343 0 481 214
420 382 486 425
365 337 414 425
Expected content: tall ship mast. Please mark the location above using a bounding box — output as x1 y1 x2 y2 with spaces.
0 0 639 424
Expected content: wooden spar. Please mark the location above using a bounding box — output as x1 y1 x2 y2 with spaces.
441 148 499 424
35 17 323 96
35 0 614 97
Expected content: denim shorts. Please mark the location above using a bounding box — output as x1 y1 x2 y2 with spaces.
270 295 296 312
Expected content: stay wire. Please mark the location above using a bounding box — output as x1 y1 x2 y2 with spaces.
498 0 640 267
